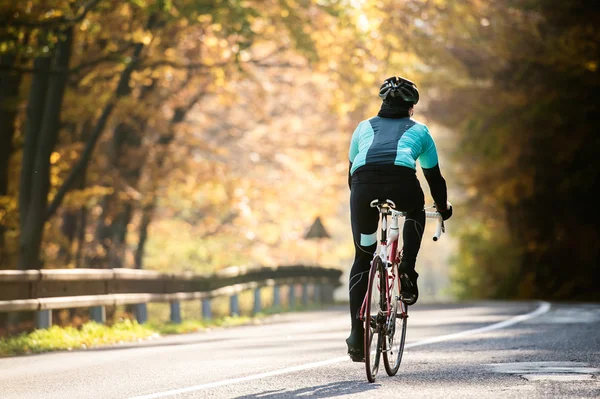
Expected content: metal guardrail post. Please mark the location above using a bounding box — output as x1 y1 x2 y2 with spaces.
170 301 182 324
135 303 148 324
314 284 322 304
202 298 212 320
90 306 106 324
253 288 261 315
36 310 52 329
288 284 296 309
302 283 309 307
230 294 239 316
273 285 280 308
323 283 334 304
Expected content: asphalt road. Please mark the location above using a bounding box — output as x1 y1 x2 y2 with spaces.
1 301 599 399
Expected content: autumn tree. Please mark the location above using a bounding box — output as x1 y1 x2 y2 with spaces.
0 0 367 274
427 0 600 300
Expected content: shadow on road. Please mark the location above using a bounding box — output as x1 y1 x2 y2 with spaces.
230 380 378 398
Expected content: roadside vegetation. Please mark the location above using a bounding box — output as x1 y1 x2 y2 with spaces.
0 305 321 357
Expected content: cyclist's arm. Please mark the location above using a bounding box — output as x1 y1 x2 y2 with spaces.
418 127 448 208
423 164 448 209
348 122 362 190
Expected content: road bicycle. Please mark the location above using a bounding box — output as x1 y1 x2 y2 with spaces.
359 199 445 383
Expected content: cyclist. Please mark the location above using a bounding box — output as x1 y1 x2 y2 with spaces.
346 76 453 361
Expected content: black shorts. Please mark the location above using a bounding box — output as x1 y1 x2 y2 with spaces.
350 164 425 225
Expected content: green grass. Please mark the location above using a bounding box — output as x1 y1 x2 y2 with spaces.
148 315 257 335
0 304 326 357
0 319 158 356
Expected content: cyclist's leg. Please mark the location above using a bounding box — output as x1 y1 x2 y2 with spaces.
397 207 425 304
401 208 426 272
347 181 379 355
382 176 425 304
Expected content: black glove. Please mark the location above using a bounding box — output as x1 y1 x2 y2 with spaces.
435 201 453 221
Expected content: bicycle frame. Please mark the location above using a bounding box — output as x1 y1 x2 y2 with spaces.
359 204 403 325
359 199 446 381
359 201 445 323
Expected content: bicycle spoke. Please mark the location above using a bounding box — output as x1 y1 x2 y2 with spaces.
364 256 384 382
383 262 408 376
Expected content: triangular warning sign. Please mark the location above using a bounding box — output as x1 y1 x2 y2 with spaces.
304 216 330 239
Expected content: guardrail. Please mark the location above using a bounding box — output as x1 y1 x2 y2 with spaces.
0 265 343 329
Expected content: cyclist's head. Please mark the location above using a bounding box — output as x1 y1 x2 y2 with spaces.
378 76 419 108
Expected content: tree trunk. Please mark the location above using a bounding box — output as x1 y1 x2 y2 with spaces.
17 55 51 269
59 121 91 267
97 81 155 269
19 55 49 229
59 210 78 266
134 198 155 269
73 145 90 269
25 13 158 271
18 28 73 270
132 90 206 269
74 205 87 268
0 52 22 265
0 50 21 332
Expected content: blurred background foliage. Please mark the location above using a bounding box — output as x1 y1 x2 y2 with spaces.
0 0 598 317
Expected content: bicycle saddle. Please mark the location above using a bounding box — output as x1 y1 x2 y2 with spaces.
369 199 396 209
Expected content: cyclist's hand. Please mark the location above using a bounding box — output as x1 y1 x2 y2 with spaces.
435 201 453 221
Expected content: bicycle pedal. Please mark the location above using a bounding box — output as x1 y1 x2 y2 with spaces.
369 316 377 328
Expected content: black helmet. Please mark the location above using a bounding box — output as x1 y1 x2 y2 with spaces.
378 76 419 105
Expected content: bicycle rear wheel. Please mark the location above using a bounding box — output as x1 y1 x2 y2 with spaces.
383 262 408 376
364 255 385 383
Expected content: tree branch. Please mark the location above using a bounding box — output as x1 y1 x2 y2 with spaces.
141 45 292 71
200 211 239 239
2 0 102 28
170 83 208 126
46 12 159 220
0 48 128 76
140 59 214 70
2 44 296 75
70 44 135 75
46 99 116 220
0 64 63 74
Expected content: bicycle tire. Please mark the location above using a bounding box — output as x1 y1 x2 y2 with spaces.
364 255 385 383
383 262 408 376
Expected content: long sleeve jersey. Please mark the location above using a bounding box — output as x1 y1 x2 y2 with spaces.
348 116 448 207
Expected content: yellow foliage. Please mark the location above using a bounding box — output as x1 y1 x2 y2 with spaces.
49 152 61 164
2 0 465 285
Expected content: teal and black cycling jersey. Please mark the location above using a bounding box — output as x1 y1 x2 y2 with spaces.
348 116 439 174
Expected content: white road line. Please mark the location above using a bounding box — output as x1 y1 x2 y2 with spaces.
129 301 551 399
405 301 551 348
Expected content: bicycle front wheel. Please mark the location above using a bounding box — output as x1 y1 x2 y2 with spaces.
383 262 408 376
364 255 385 383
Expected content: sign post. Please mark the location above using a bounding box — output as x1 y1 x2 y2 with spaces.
304 216 330 265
